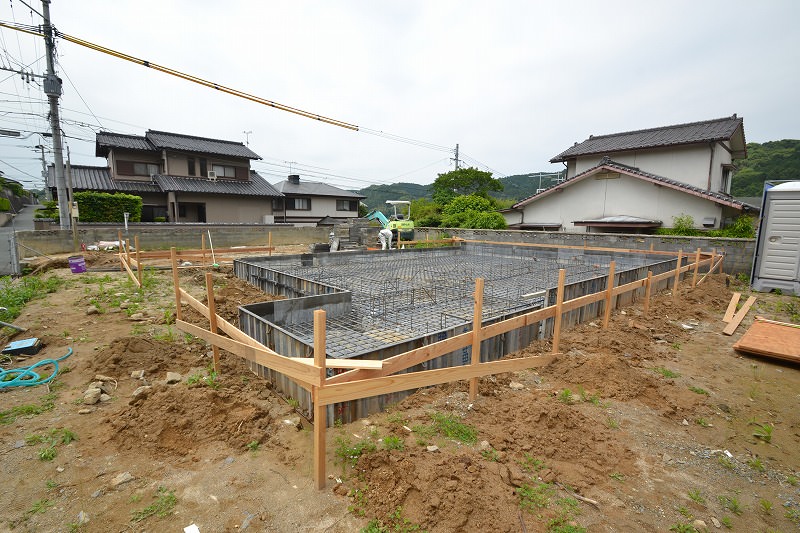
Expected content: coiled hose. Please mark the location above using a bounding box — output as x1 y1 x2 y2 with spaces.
0 347 73 388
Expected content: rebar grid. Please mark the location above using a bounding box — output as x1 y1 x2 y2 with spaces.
246 247 653 358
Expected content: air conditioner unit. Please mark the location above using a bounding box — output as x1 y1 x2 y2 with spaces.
207 171 217 181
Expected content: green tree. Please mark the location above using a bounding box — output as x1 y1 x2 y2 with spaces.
411 198 442 227
431 167 503 205
732 140 800 197
440 195 507 229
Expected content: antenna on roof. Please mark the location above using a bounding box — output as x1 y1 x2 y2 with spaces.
242 130 252 146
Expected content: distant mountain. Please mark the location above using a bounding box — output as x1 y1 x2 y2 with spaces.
732 140 800 197
356 170 566 209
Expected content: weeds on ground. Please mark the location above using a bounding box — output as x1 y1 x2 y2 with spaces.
245 440 260 452
759 498 773 514
411 412 477 446
677 505 693 519
688 386 709 395
130 487 177 522
654 367 680 379
287 397 300 410
382 435 405 451
787 475 798 486
720 516 733 528
152 325 176 342
481 447 500 461
360 506 426 532
186 365 221 390
747 457 765 472
786 508 800 524
348 487 369 517
753 422 774 443
718 495 743 515
518 481 556 511
334 436 378 469
695 418 710 427
0 392 57 425
0 275 63 321
669 523 698 533
607 417 620 429
25 428 77 461
687 489 705 505
718 456 734 470
557 389 575 404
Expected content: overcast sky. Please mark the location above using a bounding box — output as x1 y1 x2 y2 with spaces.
1 1 798 192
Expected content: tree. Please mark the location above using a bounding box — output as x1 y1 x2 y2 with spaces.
410 198 442 227
431 167 503 205
440 194 507 229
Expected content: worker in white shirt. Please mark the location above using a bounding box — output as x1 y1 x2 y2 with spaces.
378 228 393 250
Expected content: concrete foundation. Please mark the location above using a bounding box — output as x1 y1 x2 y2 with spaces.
234 242 677 424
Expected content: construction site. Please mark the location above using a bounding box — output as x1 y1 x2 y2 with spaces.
232 242 680 422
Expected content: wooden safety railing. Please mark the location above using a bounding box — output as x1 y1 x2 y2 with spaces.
164 244 721 489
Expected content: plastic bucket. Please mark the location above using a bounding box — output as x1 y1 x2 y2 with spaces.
68 255 86 274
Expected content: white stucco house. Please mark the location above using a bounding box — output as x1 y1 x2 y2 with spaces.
504 115 757 233
272 174 365 226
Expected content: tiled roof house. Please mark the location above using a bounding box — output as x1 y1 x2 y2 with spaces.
504 115 756 232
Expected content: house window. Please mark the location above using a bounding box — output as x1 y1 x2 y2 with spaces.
212 164 237 178
336 199 357 211
272 198 284 211
117 160 159 176
178 205 187 217
199 158 208 177
187 158 195 176
288 197 311 210
720 165 733 194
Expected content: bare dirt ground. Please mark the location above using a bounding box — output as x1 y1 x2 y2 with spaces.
1 249 799 532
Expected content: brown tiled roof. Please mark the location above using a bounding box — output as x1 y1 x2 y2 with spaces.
96 130 261 160
49 165 281 197
550 115 745 162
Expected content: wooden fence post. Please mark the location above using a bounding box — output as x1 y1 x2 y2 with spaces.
643 271 653 317
134 235 143 288
469 278 485 401
552 269 566 354
672 250 683 301
268 232 273 257
313 309 327 490
691 248 701 288
201 232 207 267
602 261 616 329
125 239 131 268
170 247 182 322
118 230 124 271
205 272 221 373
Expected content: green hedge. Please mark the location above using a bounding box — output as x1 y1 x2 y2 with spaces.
0 197 10 212
73 192 142 223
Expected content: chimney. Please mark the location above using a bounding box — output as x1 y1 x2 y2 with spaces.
288 174 300 184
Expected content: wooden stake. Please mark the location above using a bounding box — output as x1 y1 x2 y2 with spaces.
643 270 653 317
205 272 221 373
672 250 683 301
313 309 327 490
170 247 182 322
469 278 485 400
134 235 143 288
125 239 131 268
201 232 207 267
602 261 616 329
268 232 272 257
552 269 566 354
691 248 701 288
118 229 124 271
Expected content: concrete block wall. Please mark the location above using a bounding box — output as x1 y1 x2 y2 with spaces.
15 224 338 256
411 228 755 275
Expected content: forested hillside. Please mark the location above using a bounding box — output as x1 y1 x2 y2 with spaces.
357 170 566 209
732 140 800 196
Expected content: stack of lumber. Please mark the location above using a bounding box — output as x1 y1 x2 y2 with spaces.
733 317 800 363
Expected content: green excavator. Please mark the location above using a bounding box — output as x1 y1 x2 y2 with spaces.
364 200 415 241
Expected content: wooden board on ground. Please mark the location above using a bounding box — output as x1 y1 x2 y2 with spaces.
722 295 756 335
723 292 741 323
733 319 800 363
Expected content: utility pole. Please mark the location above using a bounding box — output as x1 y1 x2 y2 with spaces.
35 144 50 200
454 144 460 170
41 0 70 229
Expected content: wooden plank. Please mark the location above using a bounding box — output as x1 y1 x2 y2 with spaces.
205 272 221 373
171 248 182 322
691 248 701 288
469 278 484 400
317 354 557 405
672 250 683 301
552 269 566 353
722 296 756 335
559 291 606 314
134 235 143 288
313 309 327 490
697 255 723 285
611 278 647 297
480 306 555 339
463 239 684 257
176 320 320 387
723 293 741 323
643 271 653 317
120 252 139 287
752 316 800 329
733 320 800 362
326 332 472 385
294 358 383 369
602 261 616 329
